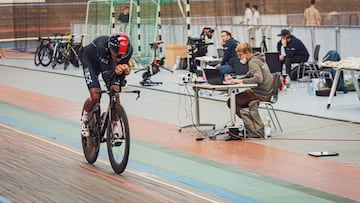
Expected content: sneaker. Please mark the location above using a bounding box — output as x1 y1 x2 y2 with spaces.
113 121 120 135
285 76 291 89
80 119 89 137
112 121 122 144
298 76 311 82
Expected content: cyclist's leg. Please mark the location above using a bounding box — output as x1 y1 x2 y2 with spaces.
105 73 126 136
81 49 101 136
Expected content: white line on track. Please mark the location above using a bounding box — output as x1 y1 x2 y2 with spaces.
0 123 220 203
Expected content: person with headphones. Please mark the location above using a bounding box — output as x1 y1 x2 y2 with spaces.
80 32 133 137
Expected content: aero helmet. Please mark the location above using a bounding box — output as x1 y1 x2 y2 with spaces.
108 32 129 56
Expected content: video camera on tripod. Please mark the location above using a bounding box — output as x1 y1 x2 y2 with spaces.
187 37 208 56
187 37 214 75
185 27 215 75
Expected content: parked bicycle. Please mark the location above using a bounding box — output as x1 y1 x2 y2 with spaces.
34 33 65 67
50 34 84 70
51 34 70 69
34 36 53 67
81 74 140 174
63 34 84 70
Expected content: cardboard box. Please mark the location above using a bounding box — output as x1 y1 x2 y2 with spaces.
165 44 188 68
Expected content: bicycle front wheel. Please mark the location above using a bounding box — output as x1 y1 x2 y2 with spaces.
106 103 130 174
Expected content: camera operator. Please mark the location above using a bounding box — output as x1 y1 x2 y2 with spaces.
215 30 240 76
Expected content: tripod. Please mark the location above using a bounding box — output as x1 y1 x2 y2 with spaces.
259 26 270 52
135 41 173 86
259 35 268 52
249 26 270 53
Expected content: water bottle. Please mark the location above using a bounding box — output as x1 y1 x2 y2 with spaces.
308 80 315 95
264 115 272 139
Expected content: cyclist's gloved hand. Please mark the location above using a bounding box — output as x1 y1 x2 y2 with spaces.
115 64 130 75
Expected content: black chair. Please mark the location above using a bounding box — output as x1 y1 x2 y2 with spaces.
297 44 321 80
265 52 282 73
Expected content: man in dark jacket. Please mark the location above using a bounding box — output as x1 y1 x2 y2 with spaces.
216 30 240 75
277 29 309 78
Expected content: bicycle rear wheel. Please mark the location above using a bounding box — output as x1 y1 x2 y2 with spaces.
39 45 53 67
81 108 100 164
106 103 130 174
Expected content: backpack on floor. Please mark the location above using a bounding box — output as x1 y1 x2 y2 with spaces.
321 50 347 92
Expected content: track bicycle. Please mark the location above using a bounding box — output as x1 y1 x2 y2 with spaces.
35 33 65 67
34 36 53 67
51 33 69 69
81 75 140 174
63 34 84 70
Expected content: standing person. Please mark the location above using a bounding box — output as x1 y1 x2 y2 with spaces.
240 2 252 25
303 0 321 26
118 6 130 32
251 5 260 25
277 29 309 80
80 32 133 137
215 30 240 76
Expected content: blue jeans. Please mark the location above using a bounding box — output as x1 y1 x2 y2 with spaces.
217 64 234 76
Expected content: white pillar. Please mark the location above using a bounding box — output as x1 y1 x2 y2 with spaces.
137 0 141 53
186 0 190 38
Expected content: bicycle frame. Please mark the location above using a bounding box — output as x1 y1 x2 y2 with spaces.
88 89 116 142
89 87 140 142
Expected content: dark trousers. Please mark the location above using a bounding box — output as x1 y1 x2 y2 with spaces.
283 55 308 76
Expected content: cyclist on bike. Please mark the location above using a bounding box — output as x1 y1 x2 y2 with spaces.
80 32 133 137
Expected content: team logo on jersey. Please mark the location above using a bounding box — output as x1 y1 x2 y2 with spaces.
84 67 93 85
100 57 109 64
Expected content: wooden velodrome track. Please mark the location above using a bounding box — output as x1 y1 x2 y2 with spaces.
1 53 360 202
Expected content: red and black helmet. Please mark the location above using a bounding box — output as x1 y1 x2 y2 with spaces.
108 32 130 58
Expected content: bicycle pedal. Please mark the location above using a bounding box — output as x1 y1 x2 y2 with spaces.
113 138 123 146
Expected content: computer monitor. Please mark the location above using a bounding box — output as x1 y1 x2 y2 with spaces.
252 47 262 53
217 48 224 58
265 52 282 73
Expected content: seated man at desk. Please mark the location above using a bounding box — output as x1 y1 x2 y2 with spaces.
224 42 273 137
215 30 240 75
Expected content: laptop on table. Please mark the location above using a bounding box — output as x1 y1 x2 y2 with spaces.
204 68 232 85
204 68 248 85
